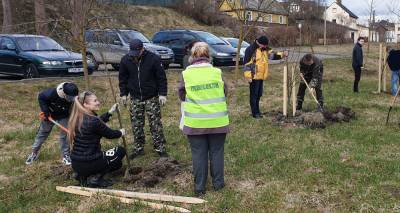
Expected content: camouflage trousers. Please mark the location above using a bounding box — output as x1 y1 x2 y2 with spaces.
130 96 166 153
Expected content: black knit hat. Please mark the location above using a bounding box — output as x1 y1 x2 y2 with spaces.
63 83 78 96
257 36 269 45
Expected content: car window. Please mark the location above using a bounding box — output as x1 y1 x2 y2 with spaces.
0 38 16 50
195 31 226 45
182 33 196 45
120 31 150 43
168 33 182 45
16 37 64 51
85 31 94 42
152 32 168 43
102 32 120 44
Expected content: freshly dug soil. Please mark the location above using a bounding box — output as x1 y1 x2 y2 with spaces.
271 106 356 129
124 157 183 187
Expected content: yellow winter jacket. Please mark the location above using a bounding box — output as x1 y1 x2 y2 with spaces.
244 49 269 80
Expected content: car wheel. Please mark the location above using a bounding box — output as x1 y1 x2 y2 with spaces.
24 64 39 79
86 53 99 71
111 64 120 71
162 63 169 70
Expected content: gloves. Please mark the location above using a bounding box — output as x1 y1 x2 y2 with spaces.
108 103 119 114
120 128 126 136
159 96 167 106
39 112 50 121
120 96 128 106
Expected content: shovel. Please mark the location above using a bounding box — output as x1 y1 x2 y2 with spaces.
386 86 400 124
299 73 324 112
49 117 70 134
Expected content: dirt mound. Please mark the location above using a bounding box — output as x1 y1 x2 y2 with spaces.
124 157 183 187
50 164 74 180
272 106 356 129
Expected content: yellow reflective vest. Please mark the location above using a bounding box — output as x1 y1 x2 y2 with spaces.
182 65 229 128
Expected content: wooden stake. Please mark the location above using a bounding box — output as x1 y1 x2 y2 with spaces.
68 186 206 204
56 186 191 213
291 65 296 116
283 65 288 117
383 47 387 92
378 43 383 93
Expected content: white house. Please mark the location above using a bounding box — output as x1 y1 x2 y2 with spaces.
324 0 358 41
395 23 400 43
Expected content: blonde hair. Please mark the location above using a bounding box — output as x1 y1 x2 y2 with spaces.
67 91 95 145
191 42 210 59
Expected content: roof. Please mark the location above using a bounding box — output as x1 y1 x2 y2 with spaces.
372 20 395 31
335 2 358 19
247 0 288 15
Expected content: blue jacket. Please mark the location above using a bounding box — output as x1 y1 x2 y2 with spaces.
38 88 72 120
352 43 363 67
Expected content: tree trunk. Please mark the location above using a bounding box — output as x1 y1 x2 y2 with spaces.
35 0 48 35
2 0 13 33
71 0 86 46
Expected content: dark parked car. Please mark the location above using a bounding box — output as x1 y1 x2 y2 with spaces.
0 34 93 78
85 29 174 70
152 29 243 66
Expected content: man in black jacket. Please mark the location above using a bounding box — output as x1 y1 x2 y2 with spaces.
352 37 364 92
296 54 324 112
119 39 168 158
387 48 400 96
25 82 78 165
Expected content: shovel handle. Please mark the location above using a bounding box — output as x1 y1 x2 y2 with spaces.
49 117 70 134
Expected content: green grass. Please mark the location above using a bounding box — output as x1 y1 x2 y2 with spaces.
0 54 400 212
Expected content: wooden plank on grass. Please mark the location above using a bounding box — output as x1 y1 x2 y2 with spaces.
68 186 206 204
56 186 190 213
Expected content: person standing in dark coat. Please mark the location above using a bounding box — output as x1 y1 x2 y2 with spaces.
352 37 364 93
119 39 168 158
69 91 126 187
387 48 400 96
25 82 78 165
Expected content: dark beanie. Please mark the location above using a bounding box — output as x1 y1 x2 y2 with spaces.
63 83 78 96
257 36 269 45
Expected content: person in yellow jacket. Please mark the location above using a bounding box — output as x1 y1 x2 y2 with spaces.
243 36 287 118
178 42 229 197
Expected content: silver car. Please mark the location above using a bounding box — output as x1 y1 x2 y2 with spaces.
85 29 174 70
221 37 250 56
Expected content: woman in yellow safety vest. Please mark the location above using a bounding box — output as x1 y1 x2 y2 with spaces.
178 42 229 197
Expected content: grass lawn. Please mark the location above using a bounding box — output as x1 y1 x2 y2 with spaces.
0 49 399 212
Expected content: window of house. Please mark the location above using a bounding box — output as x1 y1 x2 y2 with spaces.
289 3 300 13
332 8 337 13
332 19 336 23
279 16 284 24
267 14 272 23
246 11 252 21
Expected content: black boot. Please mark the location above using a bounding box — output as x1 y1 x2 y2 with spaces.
296 101 303 111
73 173 88 186
87 173 113 188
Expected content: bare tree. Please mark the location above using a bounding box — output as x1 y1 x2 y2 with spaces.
221 0 277 76
69 0 95 90
388 0 400 18
365 0 376 52
2 0 13 33
35 0 48 35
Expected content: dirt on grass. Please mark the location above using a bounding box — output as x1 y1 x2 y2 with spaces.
124 157 183 187
270 106 356 129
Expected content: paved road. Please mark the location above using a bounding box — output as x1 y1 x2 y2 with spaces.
0 52 345 83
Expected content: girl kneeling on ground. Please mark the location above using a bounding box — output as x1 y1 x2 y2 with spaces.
68 91 126 187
